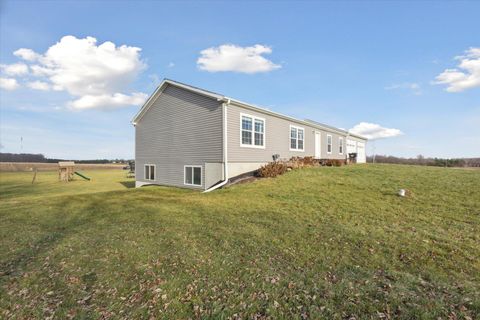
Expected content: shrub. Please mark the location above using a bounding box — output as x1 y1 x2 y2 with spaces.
257 156 337 179
287 156 318 169
300 156 316 167
287 157 302 169
324 159 345 167
257 162 288 178
332 159 344 167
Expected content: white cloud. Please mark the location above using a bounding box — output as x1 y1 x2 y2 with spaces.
349 122 403 140
13 48 40 61
0 77 20 90
385 82 422 95
67 92 148 110
27 81 51 91
197 44 281 74
434 47 480 92
10 35 147 110
167 62 175 68
30 65 55 77
0 63 29 76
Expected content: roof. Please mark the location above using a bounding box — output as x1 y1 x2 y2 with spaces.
163 78 224 99
58 161 75 167
132 79 367 140
304 119 349 134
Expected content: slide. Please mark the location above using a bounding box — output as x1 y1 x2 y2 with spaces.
74 171 91 181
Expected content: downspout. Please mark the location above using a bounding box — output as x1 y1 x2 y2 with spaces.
204 99 230 192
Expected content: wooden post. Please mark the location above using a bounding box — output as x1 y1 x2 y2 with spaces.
31 168 37 184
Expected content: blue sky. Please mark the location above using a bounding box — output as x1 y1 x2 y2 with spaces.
1 1 479 159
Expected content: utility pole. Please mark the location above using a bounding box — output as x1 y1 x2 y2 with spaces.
372 140 376 164
20 136 23 162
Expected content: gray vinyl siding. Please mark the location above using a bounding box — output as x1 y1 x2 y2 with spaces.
227 103 346 162
325 133 347 159
135 84 223 189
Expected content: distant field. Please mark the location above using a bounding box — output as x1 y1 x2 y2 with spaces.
0 162 125 172
0 165 479 319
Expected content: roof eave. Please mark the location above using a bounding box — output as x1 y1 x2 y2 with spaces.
347 132 368 140
132 79 368 142
226 98 348 136
131 80 168 125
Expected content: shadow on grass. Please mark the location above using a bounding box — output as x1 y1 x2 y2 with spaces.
119 180 135 189
0 232 65 280
381 191 399 197
0 197 104 283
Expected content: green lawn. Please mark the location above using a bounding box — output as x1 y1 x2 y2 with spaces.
0 165 479 319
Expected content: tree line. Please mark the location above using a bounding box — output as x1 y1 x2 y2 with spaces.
0 153 130 164
367 155 480 167
2 152 479 167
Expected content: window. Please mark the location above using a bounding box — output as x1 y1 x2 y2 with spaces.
144 164 155 181
339 137 344 155
327 135 332 154
290 125 305 151
254 119 264 146
241 116 252 145
290 127 297 149
184 166 202 186
241 113 265 148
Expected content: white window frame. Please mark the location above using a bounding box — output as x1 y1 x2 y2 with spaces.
339 137 344 155
327 134 333 154
289 125 305 152
240 113 266 149
144 164 156 181
184 165 202 186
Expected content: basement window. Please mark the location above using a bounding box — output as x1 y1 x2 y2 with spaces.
184 166 202 186
290 125 305 151
144 164 155 181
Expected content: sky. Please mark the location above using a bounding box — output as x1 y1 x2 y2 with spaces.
0 1 479 160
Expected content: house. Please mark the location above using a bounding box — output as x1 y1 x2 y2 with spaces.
132 79 367 191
